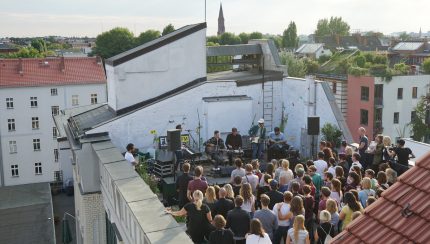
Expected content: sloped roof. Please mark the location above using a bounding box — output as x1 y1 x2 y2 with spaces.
392 42 425 51
332 152 430 244
0 57 106 88
296 43 324 54
315 35 387 51
105 22 206 66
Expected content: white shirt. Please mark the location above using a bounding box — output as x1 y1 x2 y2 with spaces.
328 166 336 177
279 169 294 185
314 159 328 175
241 195 255 213
243 173 259 193
246 233 272 244
272 202 291 227
124 152 136 166
350 161 362 172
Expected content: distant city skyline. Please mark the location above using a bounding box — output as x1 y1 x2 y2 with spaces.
0 0 429 38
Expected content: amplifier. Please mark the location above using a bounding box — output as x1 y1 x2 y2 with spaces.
153 161 174 177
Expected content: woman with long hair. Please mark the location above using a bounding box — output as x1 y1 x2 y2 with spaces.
339 192 363 230
326 199 339 235
289 196 305 227
166 190 214 243
204 186 217 211
386 168 397 186
245 219 271 244
330 179 342 209
343 171 360 193
240 183 255 216
279 159 294 185
323 148 334 163
223 184 235 201
261 162 275 186
335 166 346 189
382 136 393 163
286 215 310 244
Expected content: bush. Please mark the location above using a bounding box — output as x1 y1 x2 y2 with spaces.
393 63 410 75
354 55 366 68
348 66 368 76
318 55 331 64
321 123 343 148
135 161 159 193
423 58 430 74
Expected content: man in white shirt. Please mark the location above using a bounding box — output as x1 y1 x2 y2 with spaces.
313 151 328 175
125 143 137 168
272 191 293 244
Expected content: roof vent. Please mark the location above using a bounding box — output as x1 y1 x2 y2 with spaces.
401 203 413 218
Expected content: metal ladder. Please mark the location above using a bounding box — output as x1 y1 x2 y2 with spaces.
263 81 274 132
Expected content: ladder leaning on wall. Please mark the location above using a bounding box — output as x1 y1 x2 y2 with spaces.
263 81 274 132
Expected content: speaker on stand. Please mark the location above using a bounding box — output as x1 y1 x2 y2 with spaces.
307 117 320 159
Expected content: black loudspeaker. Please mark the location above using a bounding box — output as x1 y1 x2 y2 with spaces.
167 129 181 151
219 166 235 177
307 117 320 135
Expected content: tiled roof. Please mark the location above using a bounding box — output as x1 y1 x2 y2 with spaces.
0 42 17 50
0 57 106 88
392 42 425 51
332 152 430 244
296 43 324 54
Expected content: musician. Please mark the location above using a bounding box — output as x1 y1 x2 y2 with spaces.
205 130 226 170
267 127 289 160
248 118 266 160
225 127 242 164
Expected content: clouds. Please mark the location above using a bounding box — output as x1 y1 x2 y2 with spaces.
0 0 428 37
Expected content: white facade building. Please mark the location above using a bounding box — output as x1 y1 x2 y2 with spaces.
0 57 106 186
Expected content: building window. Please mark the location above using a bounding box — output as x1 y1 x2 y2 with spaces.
32 117 39 130
51 106 59 116
332 82 337 94
412 87 418 99
8 119 15 131
360 86 369 101
35 162 42 175
360 109 368 125
394 112 399 124
9 141 17 154
397 88 403 100
91 94 98 104
30 97 38 107
11 165 19 177
53 127 58 139
54 149 59 162
6 98 13 109
411 111 417 122
33 139 41 151
72 95 79 106
54 171 62 182
51 88 58 96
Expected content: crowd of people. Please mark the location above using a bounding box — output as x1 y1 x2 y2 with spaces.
165 127 414 244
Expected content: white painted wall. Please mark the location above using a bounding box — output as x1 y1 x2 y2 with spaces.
403 138 430 162
0 84 106 186
106 29 207 111
376 75 430 141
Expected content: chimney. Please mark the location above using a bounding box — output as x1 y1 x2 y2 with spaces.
18 58 23 75
59 56 65 72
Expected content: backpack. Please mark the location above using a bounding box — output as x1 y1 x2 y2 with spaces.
320 224 333 244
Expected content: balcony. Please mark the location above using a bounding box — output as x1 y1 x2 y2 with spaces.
374 97 383 108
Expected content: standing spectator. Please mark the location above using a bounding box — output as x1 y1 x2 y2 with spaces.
323 172 333 189
364 169 378 192
308 165 323 204
256 174 271 208
232 176 242 197
209 215 235 244
265 179 284 210
358 178 376 207
260 162 275 186
291 181 304 199
187 166 208 201
372 134 384 172
252 159 263 181
357 127 369 165
319 141 327 152
377 171 389 190
166 190 213 243
176 162 193 209
322 148 334 164
303 175 316 198
246 219 272 244
290 167 306 194
286 215 310 244
339 192 364 230
212 188 234 219
279 174 290 193
390 139 414 175
314 152 328 176
345 147 354 169
337 154 350 174
343 171 360 193
302 185 315 242
385 168 397 186
350 153 363 172
366 196 376 207
253 194 278 241
124 143 137 168
330 179 342 209
289 196 305 227
242 164 259 194
318 187 331 217
382 136 393 163
240 183 255 216
326 199 339 235
327 157 337 177
231 158 246 183
315 210 335 244
273 191 294 244
204 186 217 212
335 166 346 190
274 159 283 181
279 159 294 185
223 184 235 202
226 196 251 244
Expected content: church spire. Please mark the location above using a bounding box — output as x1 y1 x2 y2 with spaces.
217 3 225 36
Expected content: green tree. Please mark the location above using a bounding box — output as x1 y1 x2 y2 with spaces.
354 55 366 68
399 32 411 41
207 35 220 44
423 58 430 74
321 123 343 147
318 55 331 64
136 30 161 45
93 27 135 59
31 39 47 53
393 63 410 75
282 21 298 49
6 47 44 58
249 32 263 40
303 58 320 74
219 32 241 45
238 32 250 44
162 24 175 36
409 95 430 142
280 52 307 78
315 17 350 36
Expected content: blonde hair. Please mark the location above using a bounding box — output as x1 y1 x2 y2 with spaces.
293 215 306 242
326 199 338 214
193 190 204 210
205 186 217 204
361 177 372 190
223 184 235 199
319 210 331 223
383 136 392 147
281 159 290 170
294 163 304 173
345 147 353 156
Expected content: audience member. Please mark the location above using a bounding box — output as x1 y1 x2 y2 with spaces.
358 177 376 207
209 215 235 244
176 162 193 209
279 159 294 185
265 179 283 210
240 183 255 216
224 184 235 202
273 191 293 244
253 194 278 241
326 199 339 235
243 164 259 194
315 210 335 244
339 192 363 230
231 158 246 183
314 152 328 175
204 186 217 211
212 188 234 219
226 196 251 244
246 219 272 244
187 166 208 201
286 215 310 244
232 176 242 196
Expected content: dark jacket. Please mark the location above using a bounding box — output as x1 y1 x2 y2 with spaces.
212 198 234 219
265 190 284 210
209 228 235 244
176 172 193 208
226 207 250 238
248 125 266 140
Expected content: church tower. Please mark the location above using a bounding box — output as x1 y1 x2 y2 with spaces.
217 3 225 36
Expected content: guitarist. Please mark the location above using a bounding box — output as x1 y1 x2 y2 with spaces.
248 118 266 160
204 130 226 170
267 127 289 160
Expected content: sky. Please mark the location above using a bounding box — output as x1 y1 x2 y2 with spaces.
0 0 429 37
